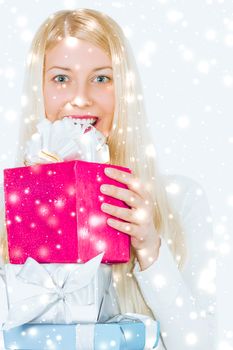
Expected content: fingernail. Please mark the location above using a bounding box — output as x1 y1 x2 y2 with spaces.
100 185 108 192
104 167 113 175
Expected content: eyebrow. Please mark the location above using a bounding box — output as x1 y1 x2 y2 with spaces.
47 66 113 72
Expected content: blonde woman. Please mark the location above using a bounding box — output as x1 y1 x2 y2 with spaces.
0 9 216 349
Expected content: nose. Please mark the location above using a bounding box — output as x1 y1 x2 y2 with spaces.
70 86 93 108
71 96 93 107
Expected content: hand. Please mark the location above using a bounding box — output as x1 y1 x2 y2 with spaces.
100 167 161 270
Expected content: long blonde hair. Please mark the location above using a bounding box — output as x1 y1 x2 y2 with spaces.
0 9 186 317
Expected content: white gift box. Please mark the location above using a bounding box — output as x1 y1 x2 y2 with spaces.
0 272 8 327
3 253 120 330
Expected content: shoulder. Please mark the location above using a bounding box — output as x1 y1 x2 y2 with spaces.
162 173 204 192
161 173 209 218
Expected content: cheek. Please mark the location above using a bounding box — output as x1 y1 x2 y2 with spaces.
100 86 115 114
44 85 70 115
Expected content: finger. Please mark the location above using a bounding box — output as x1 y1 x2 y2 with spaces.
101 202 150 226
100 184 142 209
101 203 135 223
106 218 147 242
104 167 149 199
106 218 138 237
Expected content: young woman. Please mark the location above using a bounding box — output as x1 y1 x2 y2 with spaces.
0 9 216 349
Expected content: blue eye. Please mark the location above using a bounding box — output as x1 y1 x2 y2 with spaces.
52 74 111 84
94 75 111 83
53 75 69 84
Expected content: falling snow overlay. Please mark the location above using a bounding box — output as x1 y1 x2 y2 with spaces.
0 0 231 349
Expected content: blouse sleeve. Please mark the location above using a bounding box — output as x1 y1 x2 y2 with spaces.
133 175 216 349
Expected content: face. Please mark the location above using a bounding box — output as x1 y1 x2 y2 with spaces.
43 37 115 136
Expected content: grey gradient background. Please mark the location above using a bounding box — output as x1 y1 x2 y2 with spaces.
0 0 232 348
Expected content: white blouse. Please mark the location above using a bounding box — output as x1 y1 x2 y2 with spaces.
134 174 216 349
0 174 216 349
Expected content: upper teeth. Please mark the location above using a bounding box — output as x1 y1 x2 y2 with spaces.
86 118 97 125
71 118 97 125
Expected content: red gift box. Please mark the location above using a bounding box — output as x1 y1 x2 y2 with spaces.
4 160 131 264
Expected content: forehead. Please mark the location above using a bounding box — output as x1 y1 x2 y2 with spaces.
44 37 111 69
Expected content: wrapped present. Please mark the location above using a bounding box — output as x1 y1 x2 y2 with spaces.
3 253 120 330
0 270 8 327
3 313 160 350
4 159 131 264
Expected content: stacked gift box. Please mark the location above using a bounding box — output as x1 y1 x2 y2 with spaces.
0 119 160 349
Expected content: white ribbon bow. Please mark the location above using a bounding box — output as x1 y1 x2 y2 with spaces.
24 118 110 165
3 253 104 330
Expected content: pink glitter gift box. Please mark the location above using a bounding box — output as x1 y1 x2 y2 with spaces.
4 160 131 264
